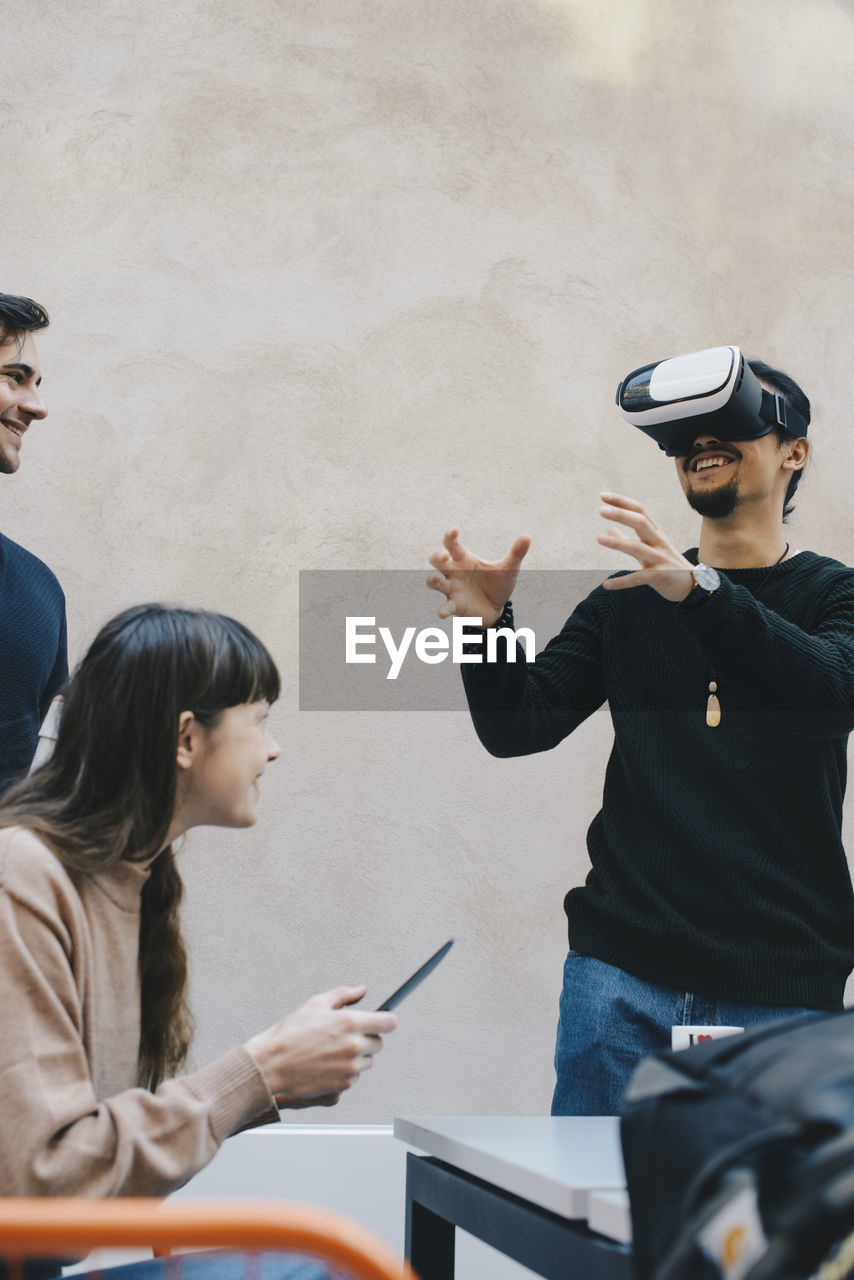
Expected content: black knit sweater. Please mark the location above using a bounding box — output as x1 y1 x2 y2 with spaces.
461 551 854 1010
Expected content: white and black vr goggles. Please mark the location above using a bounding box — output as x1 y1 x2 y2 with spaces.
616 345 808 457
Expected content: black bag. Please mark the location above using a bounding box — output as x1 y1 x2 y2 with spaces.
620 1009 854 1280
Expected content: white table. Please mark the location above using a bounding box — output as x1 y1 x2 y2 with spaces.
394 1117 633 1279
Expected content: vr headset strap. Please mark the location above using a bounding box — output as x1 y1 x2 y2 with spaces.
759 388 808 437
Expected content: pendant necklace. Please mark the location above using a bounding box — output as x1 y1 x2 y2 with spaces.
706 543 789 728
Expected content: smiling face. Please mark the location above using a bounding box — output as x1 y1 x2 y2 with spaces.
175 700 282 833
0 331 47 474
676 428 807 520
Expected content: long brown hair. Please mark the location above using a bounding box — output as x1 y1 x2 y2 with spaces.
0 605 280 1089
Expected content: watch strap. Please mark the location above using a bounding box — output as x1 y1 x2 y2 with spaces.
679 583 715 614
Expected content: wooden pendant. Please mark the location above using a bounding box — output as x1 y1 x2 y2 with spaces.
706 680 721 728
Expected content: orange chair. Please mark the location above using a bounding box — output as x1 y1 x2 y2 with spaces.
0 1199 417 1280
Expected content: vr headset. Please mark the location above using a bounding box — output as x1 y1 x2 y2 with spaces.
616 345 808 457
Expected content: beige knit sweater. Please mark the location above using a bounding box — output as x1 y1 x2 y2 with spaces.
0 826 279 1197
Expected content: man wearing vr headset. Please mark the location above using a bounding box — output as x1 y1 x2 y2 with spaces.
428 347 854 1115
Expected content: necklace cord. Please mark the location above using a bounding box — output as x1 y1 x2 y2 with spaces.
706 543 789 727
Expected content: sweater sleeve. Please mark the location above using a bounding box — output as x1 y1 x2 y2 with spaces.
460 590 607 756
0 848 279 1199
679 569 854 739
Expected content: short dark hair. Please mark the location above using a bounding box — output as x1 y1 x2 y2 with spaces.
0 293 49 344
747 358 810 521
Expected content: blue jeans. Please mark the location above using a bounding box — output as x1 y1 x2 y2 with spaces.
551 950 824 1116
88 1255 333 1279
4 1254 333 1280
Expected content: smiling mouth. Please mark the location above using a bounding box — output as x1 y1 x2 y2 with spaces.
1 420 23 440
690 454 735 474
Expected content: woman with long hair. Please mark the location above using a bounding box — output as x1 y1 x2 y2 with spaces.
0 604 396 1278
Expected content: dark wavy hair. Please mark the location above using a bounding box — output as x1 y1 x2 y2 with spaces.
747 358 811 522
0 605 280 1089
0 293 49 344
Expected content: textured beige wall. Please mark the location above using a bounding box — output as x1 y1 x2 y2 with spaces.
4 0 854 1119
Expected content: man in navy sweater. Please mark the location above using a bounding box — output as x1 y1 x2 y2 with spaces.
428 359 854 1114
0 294 67 794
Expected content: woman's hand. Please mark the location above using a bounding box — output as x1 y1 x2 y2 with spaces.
244 986 397 1108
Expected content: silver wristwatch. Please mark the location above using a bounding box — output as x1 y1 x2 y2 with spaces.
679 563 721 613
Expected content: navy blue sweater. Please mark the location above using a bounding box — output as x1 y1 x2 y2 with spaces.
461 551 854 1010
0 532 67 795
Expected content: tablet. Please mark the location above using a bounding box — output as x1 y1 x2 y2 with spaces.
376 939 454 1011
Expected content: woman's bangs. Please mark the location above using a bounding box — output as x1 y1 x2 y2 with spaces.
208 617 281 710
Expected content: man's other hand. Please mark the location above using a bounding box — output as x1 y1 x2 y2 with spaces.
427 528 531 628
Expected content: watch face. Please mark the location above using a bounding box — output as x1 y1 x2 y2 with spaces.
693 563 720 592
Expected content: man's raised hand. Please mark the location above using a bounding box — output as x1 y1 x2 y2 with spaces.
598 492 695 602
427 528 531 628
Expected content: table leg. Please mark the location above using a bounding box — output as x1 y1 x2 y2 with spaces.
402 1152 632 1280
405 1187 455 1280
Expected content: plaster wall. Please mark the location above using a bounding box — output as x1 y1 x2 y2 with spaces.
3 0 854 1120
